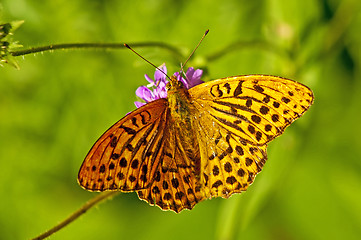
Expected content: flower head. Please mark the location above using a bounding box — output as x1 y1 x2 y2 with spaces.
134 64 203 108
0 20 24 69
134 64 168 108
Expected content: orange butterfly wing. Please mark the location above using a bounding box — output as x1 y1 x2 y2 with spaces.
136 124 204 212
189 75 314 199
78 99 169 192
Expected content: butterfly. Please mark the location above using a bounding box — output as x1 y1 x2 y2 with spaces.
78 71 314 213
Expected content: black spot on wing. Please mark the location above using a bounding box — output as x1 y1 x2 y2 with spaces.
233 80 244 96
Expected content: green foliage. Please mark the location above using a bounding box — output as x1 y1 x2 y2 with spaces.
1 0 360 239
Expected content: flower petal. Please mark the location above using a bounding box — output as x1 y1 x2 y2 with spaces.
154 64 167 82
187 68 203 88
185 67 195 79
144 74 154 84
134 101 146 108
135 86 154 102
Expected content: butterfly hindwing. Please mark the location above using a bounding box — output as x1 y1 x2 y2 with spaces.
137 125 205 212
194 107 267 198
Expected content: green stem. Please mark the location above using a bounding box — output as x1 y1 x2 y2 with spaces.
10 42 183 60
30 191 119 240
206 40 289 63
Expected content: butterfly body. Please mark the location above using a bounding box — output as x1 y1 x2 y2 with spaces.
166 76 202 181
78 74 314 212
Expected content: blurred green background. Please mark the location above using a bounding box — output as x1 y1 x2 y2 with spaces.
1 0 361 239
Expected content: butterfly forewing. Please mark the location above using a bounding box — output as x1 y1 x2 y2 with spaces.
190 75 314 145
78 99 168 192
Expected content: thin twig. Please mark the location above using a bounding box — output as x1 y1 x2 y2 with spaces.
206 40 289 63
31 191 119 240
10 42 183 60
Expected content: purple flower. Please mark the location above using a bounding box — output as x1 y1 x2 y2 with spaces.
174 67 203 89
134 64 203 108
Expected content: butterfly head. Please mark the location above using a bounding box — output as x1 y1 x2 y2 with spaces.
166 75 186 91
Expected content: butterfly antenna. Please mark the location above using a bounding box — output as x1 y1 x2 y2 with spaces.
124 43 171 81
182 29 209 70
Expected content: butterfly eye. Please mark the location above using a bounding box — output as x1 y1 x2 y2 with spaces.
165 82 171 90
176 80 184 88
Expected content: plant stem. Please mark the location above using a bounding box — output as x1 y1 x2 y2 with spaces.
206 40 288 63
31 191 119 240
10 42 183 60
